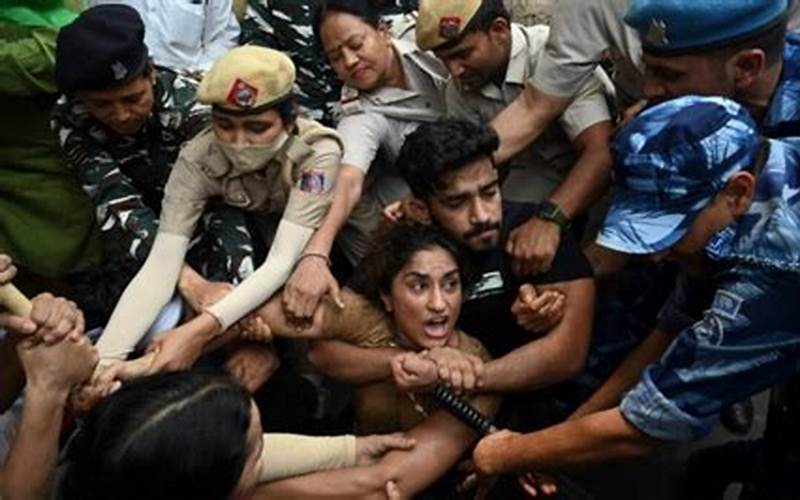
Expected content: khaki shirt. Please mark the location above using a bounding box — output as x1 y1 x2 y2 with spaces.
532 0 643 108
159 117 342 236
447 23 611 203
321 291 492 435
337 38 449 205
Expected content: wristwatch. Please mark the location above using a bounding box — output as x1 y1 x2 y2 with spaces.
534 200 571 232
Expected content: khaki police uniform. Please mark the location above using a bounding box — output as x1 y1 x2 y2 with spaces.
533 0 643 109
331 37 449 260
160 118 341 240
446 23 612 203
96 46 345 361
337 38 449 207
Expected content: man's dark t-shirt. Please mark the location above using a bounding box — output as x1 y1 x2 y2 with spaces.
458 202 593 358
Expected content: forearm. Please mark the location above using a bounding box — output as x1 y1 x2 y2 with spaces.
253 464 388 500
302 166 364 256
207 220 312 329
482 279 595 392
259 434 356 482
308 341 401 384
548 124 613 218
570 328 675 419
491 84 571 165
97 232 189 362
2 388 67 500
483 408 657 475
257 409 481 499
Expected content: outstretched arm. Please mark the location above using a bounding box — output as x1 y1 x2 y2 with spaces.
569 328 674 420
474 408 658 476
254 394 497 499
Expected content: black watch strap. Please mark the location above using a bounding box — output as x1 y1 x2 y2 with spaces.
535 200 571 232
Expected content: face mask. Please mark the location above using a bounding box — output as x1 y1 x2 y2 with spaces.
214 131 290 174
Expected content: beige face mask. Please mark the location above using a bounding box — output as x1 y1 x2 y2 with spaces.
215 131 290 174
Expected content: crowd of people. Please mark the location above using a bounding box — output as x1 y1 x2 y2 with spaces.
2 0 800 498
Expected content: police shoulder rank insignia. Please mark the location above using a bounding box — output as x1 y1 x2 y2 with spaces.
646 18 669 47
439 16 462 40
299 170 327 195
227 78 258 108
111 61 128 81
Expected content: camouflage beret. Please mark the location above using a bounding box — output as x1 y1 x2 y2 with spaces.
198 46 295 112
416 0 482 51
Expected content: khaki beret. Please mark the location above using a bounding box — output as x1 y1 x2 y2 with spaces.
198 46 295 111
416 0 482 51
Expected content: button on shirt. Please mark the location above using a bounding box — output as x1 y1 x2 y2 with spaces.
446 23 611 203
87 0 240 72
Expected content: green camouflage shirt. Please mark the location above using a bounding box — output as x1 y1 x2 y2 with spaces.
51 68 209 261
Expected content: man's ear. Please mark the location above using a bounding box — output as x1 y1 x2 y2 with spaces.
731 49 767 90
405 197 433 225
488 16 511 41
722 171 756 216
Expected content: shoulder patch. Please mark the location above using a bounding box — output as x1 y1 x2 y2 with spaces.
298 170 328 195
710 289 744 321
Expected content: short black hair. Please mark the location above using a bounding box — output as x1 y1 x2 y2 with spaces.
349 222 478 309
314 0 383 45
435 0 510 51
396 119 500 200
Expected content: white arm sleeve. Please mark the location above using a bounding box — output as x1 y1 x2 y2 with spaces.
206 219 312 329
258 434 357 483
96 232 189 362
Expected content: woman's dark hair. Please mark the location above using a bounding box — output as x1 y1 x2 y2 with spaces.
313 0 383 45
63 372 252 500
349 222 478 309
275 96 298 124
397 119 500 200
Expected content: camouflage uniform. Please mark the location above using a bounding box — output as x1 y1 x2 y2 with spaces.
51 68 258 294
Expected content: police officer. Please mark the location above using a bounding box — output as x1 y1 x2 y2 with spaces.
472 95 800 489
576 0 800 438
416 0 614 275
52 5 255 323
95 45 344 377
278 0 450 324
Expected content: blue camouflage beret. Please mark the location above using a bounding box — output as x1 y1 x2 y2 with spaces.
626 0 788 54
56 4 149 93
597 95 761 255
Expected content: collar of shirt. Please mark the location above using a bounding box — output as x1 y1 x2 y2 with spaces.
342 38 447 107
706 138 800 273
